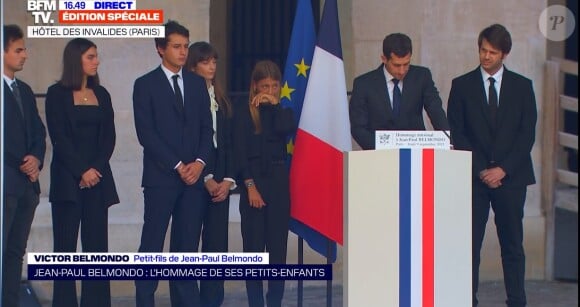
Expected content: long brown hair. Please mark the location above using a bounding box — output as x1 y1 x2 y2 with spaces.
248 60 282 133
59 38 100 90
186 41 232 117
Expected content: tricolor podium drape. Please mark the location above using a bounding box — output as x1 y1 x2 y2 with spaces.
345 148 472 307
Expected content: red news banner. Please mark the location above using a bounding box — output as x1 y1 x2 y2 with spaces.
59 10 163 24
27 0 165 38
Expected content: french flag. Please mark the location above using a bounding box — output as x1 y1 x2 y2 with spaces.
290 0 351 245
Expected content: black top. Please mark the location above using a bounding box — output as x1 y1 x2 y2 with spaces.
73 105 102 164
233 103 295 180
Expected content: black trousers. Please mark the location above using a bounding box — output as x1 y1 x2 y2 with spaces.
472 182 527 307
135 186 205 307
239 164 290 307
51 187 110 307
200 191 230 307
2 183 39 307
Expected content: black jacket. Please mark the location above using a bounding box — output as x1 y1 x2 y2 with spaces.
45 83 119 206
448 67 537 187
2 79 46 196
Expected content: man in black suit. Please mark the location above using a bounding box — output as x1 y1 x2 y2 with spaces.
133 21 213 307
2 24 47 307
448 24 537 307
349 33 449 149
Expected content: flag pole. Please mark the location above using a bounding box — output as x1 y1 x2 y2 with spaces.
327 239 333 307
298 237 304 307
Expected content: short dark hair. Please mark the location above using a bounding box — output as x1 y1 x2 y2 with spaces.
155 20 189 54
3 24 24 52
59 38 100 90
382 33 412 59
478 24 512 54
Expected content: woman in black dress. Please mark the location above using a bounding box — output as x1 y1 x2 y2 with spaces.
233 60 295 307
186 41 235 307
45 38 119 307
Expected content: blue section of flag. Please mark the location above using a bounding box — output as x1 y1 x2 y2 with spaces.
281 0 315 130
282 0 337 262
289 219 337 262
399 149 411 307
316 0 342 60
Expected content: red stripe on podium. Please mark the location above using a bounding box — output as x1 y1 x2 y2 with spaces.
422 149 434 307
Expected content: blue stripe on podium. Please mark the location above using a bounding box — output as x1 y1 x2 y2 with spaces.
399 149 411 307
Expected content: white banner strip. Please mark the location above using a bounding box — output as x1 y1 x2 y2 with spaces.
27 26 164 38
59 1 138 11
28 253 269 265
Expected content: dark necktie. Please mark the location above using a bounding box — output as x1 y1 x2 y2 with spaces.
488 77 498 123
392 78 402 118
172 74 184 113
11 81 25 117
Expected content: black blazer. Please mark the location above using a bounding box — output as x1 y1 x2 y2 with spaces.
133 67 213 188
233 102 295 181
45 83 119 206
202 102 235 182
2 79 46 196
349 65 450 149
447 67 537 187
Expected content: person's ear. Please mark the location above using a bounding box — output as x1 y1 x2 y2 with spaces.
156 46 165 58
380 54 387 62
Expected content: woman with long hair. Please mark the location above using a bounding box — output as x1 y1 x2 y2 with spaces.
186 41 235 307
45 38 119 307
233 60 295 307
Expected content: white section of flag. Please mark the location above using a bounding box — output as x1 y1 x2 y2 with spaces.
299 46 351 152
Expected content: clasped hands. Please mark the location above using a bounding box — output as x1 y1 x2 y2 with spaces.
204 179 233 203
79 168 102 189
177 161 204 185
479 166 506 189
251 93 279 107
20 155 41 183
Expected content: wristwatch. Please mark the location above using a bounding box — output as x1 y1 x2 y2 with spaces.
245 180 255 188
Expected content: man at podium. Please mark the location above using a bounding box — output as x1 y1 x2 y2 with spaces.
349 32 449 150
447 24 537 307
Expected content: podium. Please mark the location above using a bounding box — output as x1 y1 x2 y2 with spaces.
344 148 472 307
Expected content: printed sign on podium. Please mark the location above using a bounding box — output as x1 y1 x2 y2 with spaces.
375 130 451 150
344 148 472 307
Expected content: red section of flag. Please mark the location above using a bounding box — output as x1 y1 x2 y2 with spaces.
290 129 344 244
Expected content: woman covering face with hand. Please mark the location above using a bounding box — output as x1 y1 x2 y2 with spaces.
233 60 296 307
